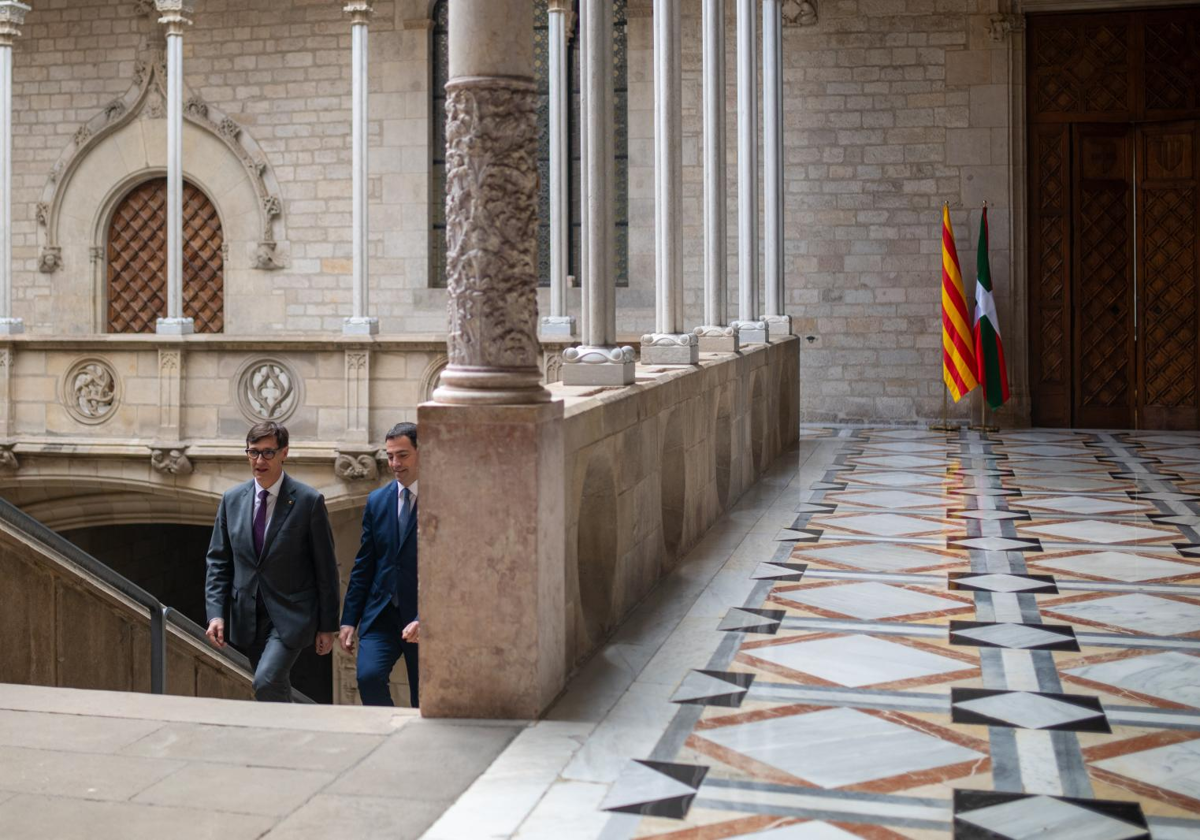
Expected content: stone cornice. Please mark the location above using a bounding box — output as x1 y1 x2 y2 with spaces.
0 0 31 46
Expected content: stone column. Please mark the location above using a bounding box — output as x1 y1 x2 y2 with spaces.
343 1 379 335
762 0 790 341
641 0 698 366
420 0 566 719
694 0 738 353
732 0 766 344
562 0 635 385
155 0 194 336
540 0 575 339
0 1 28 336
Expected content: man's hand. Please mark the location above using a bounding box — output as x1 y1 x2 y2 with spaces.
205 618 226 649
402 620 419 644
338 625 356 653
315 631 335 656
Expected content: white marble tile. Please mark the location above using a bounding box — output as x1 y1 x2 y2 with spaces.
1094 738 1200 802
1020 496 1146 516
954 573 1050 593
1155 447 1200 461
512 780 616 840
847 471 948 488
777 581 963 620
701 707 984 788
954 623 1072 649
958 795 1145 840
855 455 947 470
1005 445 1095 458
637 616 726 685
729 822 863 839
1020 476 1124 493
836 490 949 509
1067 651 1200 707
799 542 951 572
955 692 1098 729
1014 730 1065 796
953 537 1039 552
1025 520 1168 544
744 633 967 687
825 513 943 537
599 760 697 811
561 681 679 784
1036 551 1199 582
1010 459 1106 474
1050 593 1200 636
860 441 949 454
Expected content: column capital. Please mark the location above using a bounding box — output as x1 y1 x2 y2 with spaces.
155 0 195 32
344 1 373 25
548 0 572 13
0 1 31 46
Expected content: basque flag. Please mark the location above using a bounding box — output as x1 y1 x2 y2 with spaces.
973 206 1010 409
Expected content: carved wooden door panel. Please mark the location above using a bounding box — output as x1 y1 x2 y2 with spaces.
1073 125 1136 429
1137 122 1200 430
107 177 224 334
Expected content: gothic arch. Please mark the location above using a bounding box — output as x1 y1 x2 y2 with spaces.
35 43 288 334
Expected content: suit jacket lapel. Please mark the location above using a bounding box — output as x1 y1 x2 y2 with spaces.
260 475 296 562
236 481 257 564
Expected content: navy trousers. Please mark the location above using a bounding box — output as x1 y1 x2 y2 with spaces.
356 603 419 707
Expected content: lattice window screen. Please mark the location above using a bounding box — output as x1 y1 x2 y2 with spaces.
107 177 225 333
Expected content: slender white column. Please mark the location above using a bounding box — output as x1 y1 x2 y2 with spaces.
732 0 766 344
343 1 378 335
0 2 28 336
155 0 194 335
562 0 634 385
642 0 698 366
540 0 575 338
762 0 790 340
694 0 738 353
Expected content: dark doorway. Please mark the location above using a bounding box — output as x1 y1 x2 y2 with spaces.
1027 10 1200 430
62 523 332 704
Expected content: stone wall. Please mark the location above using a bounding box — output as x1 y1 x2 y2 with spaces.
560 338 799 665
0 518 253 699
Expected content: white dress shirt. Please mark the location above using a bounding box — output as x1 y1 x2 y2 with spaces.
253 473 284 531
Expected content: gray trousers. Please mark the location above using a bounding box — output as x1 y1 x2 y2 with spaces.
246 593 303 703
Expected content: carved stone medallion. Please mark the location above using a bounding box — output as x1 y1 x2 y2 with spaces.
235 358 302 423
62 358 120 424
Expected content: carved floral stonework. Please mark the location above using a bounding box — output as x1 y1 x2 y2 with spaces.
236 359 301 423
442 79 541 373
782 0 817 26
151 448 193 475
63 358 119 424
334 452 378 482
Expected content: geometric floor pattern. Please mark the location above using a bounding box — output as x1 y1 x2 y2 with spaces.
614 427 1200 839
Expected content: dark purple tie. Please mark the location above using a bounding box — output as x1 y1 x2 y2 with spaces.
253 488 269 556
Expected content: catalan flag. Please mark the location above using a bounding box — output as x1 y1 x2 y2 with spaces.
941 204 978 401
973 206 1010 409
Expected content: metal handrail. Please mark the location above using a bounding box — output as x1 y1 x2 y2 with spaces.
0 497 313 703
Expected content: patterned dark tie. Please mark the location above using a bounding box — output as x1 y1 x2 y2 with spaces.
253 488 269 556
392 487 412 608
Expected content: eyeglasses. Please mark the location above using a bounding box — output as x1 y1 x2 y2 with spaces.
245 448 280 461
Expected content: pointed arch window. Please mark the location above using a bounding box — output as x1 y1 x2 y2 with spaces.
430 0 628 289
106 177 225 333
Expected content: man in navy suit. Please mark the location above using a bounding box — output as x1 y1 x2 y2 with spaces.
338 422 421 707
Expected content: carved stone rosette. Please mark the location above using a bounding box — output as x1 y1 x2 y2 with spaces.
435 77 549 405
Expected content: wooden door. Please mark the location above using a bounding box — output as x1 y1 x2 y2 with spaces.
1138 122 1200 430
1072 124 1135 429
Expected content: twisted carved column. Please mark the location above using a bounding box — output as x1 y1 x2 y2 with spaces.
0 1 28 336
433 0 549 404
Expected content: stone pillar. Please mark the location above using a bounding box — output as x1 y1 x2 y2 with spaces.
0 1 28 336
420 0 566 719
562 0 635 385
343 1 379 335
641 0 698 366
694 0 738 353
732 0 766 344
155 0 194 336
540 0 575 339
762 0 790 341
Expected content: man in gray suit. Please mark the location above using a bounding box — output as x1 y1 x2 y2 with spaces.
204 421 340 702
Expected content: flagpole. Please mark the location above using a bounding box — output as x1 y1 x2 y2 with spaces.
967 200 999 434
931 383 960 432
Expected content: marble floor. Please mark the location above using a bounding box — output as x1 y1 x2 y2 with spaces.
552 427 1200 840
